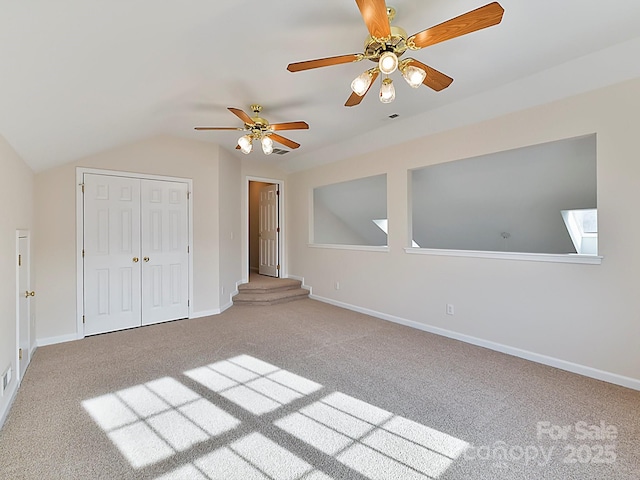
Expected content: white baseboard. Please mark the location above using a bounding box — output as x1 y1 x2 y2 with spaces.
287 275 311 292
310 294 640 392
37 333 78 348
0 379 19 431
219 301 233 313
190 309 221 319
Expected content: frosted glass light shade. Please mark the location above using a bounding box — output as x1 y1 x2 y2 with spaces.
261 136 273 155
379 78 395 103
238 135 253 154
379 51 398 74
351 71 373 96
402 65 427 88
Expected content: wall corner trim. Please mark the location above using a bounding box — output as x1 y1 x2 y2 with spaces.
287 275 311 293
190 309 221 319
36 334 79 348
0 381 19 431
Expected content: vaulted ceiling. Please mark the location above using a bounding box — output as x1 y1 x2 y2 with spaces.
2 0 640 173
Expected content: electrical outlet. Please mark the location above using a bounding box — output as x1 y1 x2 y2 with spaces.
221 286 225 295
446 304 455 315
334 281 340 290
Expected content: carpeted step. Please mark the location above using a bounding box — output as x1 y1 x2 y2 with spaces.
233 287 309 306
237 278 302 293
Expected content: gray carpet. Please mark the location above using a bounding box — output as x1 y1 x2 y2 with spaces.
1 298 638 479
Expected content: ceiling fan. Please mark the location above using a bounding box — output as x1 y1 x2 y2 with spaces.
194 105 309 154
287 0 504 106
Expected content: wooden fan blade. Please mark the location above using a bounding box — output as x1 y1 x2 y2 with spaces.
287 54 362 72
269 133 300 149
270 121 309 131
194 127 244 131
345 70 379 107
355 0 391 39
228 107 255 125
407 2 504 49
404 59 453 91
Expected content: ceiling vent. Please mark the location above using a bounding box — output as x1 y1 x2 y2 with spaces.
272 148 290 155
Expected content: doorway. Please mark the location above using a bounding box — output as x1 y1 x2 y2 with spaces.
248 179 283 279
16 230 33 382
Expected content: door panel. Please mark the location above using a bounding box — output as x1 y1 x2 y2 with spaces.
259 184 279 277
18 235 30 380
141 180 189 325
84 174 142 335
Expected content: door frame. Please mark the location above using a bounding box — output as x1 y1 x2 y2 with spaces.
243 176 285 283
75 167 194 339
15 229 30 384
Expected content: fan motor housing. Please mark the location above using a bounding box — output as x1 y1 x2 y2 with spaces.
364 25 408 61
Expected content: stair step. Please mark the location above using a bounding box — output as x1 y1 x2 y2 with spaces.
233 287 309 306
237 278 302 294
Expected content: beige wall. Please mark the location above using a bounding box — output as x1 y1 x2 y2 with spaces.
0 135 34 423
218 148 242 308
34 135 226 341
287 78 640 386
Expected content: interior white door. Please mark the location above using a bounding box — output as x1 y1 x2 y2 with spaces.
84 174 142 336
18 234 30 381
258 183 279 277
141 180 189 325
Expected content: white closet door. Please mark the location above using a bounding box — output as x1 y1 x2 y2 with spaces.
141 179 189 325
84 174 142 335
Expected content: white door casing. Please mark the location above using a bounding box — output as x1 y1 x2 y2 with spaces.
83 174 190 335
259 183 279 277
141 180 189 325
84 174 142 335
17 232 31 381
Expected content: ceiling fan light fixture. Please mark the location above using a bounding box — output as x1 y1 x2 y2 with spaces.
351 70 373 96
379 51 398 75
238 134 253 154
402 65 427 88
379 77 395 103
261 136 274 155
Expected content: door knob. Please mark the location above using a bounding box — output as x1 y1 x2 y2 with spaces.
143 257 150 262
133 257 139 263
24 291 35 298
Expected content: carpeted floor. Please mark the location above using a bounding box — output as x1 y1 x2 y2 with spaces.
1 298 638 479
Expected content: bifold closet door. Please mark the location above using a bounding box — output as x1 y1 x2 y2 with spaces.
84 174 142 336
140 180 189 325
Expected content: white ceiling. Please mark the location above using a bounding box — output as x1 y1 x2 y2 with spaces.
2 0 640 173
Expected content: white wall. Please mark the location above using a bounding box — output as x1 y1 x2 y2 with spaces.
34 135 225 341
0 135 34 425
218 148 241 309
287 78 640 388
313 174 388 246
313 199 368 246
